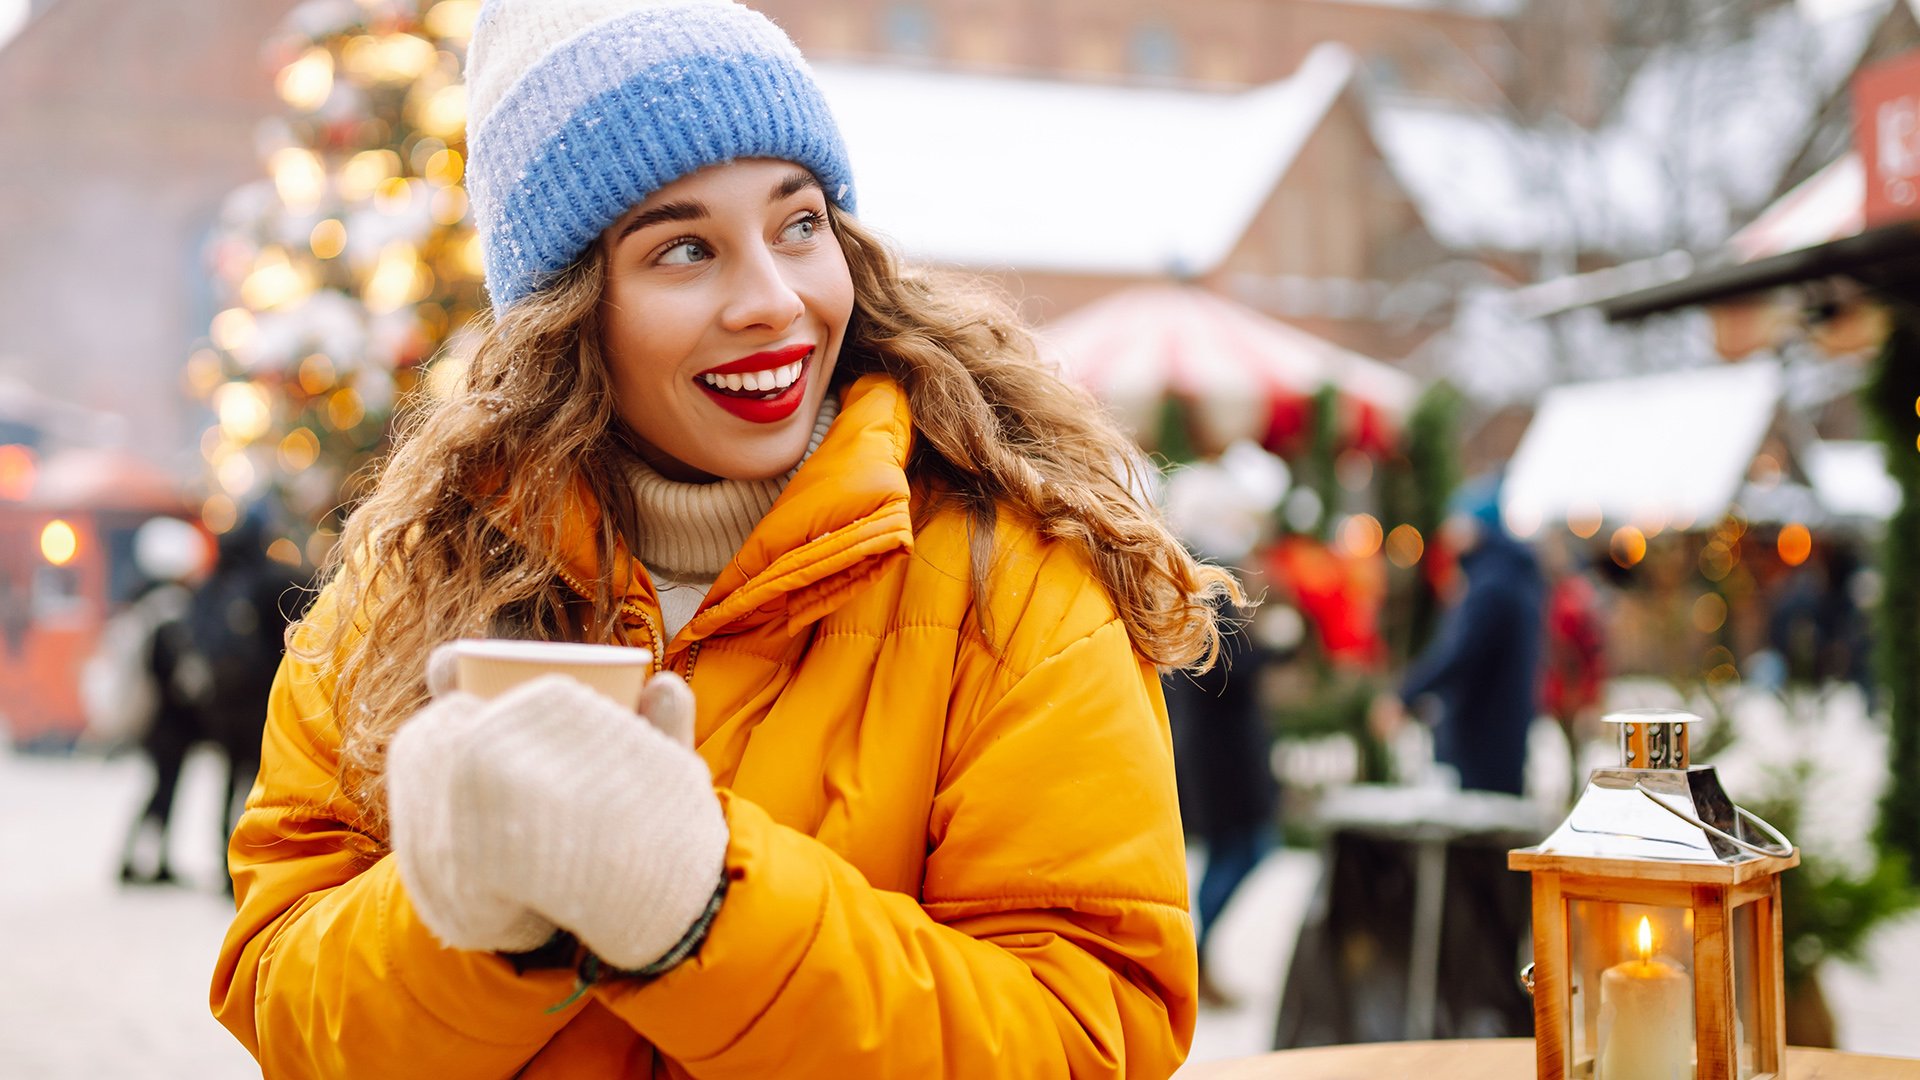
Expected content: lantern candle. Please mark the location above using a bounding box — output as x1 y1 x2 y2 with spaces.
1596 916 1692 1080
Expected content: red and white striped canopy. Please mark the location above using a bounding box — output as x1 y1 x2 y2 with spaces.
1040 285 1420 451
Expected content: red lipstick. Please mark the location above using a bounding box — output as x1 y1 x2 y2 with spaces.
694 344 815 424
700 343 814 377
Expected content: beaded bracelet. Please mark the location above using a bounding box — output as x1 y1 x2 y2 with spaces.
532 870 731 1014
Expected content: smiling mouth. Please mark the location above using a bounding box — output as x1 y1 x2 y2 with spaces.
696 349 812 399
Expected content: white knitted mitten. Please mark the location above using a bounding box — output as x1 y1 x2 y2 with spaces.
386 671 727 969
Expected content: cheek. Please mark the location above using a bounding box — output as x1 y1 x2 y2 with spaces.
810 253 856 341
601 287 688 396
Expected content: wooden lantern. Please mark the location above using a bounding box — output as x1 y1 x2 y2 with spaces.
1510 710 1798 1080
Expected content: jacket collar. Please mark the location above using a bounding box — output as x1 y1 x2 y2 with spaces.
521 373 915 643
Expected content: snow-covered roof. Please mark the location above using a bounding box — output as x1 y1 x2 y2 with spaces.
1372 2 1882 257
1804 439 1900 520
1501 362 1783 530
813 45 1356 275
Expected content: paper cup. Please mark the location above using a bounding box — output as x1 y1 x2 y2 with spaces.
445 639 651 710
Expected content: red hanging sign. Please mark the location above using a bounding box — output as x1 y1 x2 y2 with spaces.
1853 49 1920 227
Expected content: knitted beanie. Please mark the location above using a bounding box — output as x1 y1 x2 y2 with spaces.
465 0 857 309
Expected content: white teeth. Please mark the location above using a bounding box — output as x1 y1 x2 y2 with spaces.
701 355 807 393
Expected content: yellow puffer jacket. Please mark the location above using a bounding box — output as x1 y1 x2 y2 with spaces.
211 374 1197 1078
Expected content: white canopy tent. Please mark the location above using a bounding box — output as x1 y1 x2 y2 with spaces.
1500 362 1785 532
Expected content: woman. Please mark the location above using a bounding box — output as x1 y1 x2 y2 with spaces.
211 2 1237 1076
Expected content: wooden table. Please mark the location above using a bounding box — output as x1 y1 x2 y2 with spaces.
1183 1039 1920 1078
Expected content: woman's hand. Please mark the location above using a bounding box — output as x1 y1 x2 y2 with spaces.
386 671 728 969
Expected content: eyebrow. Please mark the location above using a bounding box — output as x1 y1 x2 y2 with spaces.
615 171 821 242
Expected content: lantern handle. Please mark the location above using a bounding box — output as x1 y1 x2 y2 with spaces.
1633 782 1795 858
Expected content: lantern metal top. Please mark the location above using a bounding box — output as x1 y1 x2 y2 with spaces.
1528 708 1793 866
1605 707 1697 770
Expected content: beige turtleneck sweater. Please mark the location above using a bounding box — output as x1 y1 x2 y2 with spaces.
624 396 840 641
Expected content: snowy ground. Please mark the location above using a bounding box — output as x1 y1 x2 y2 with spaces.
0 737 1915 1077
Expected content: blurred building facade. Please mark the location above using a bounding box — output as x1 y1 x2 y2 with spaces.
0 0 303 462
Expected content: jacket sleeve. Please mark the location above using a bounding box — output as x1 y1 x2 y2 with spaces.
596 616 1197 1078
1400 582 1499 704
209 589 580 1079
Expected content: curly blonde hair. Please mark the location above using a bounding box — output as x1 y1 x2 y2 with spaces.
296 207 1240 828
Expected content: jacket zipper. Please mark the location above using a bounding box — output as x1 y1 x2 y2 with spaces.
550 564 705 682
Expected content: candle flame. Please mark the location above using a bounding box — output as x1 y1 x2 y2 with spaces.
1636 916 1654 964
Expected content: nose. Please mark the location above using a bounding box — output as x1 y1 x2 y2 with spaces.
719 240 805 334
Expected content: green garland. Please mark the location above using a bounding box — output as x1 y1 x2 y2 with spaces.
1865 302 1920 880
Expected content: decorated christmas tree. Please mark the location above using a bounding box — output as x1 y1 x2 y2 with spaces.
185 0 481 568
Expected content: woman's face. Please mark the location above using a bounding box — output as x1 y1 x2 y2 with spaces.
599 158 854 482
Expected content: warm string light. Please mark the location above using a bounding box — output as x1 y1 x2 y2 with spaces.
208 9 478 545
39 519 78 566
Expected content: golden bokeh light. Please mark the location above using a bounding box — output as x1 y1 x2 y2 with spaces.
424 147 464 188
309 218 348 260
426 0 481 41
266 538 304 567
202 494 238 535
1610 525 1647 569
1692 592 1728 634
1385 524 1424 569
209 307 257 354
327 387 366 431
374 175 415 215
339 149 402 202
270 147 328 213
1777 523 1813 567
213 381 274 443
240 246 314 310
453 231 485 279
364 242 425 313
415 84 468 140
298 353 337 396
1337 513 1384 559
343 32 437 84
276 45 335 111
278 427 321 473
40 519 78 566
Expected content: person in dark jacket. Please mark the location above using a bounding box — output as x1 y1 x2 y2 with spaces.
1167 599 1277 1007
1374 477 1545 796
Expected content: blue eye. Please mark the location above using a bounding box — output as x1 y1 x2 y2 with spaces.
782 214 824 243
657 240 709 266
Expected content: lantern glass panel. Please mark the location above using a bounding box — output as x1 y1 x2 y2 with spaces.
1567 899 1694 1080
1732 903 1760 1079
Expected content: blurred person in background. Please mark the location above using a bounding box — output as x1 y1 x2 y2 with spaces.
1540 534 1607 796
85 516 203 884
1167 599 1276 1009
1160 444 1286 1010
92 506 301 890
1371 476 1545 796
211 3 1240 1076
